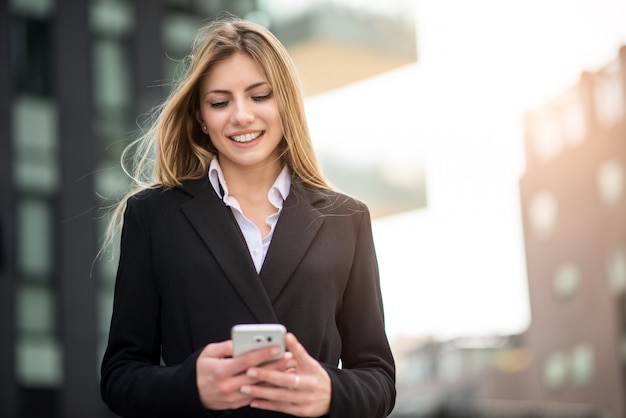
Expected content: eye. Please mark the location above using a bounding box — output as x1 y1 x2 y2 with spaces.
252 92 273 102
209 101 228 109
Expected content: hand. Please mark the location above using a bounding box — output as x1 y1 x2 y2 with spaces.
240 333 332 417
196 339 294 410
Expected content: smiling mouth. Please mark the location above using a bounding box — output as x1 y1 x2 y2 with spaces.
230 131 263 143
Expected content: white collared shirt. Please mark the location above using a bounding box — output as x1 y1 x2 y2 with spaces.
208 158 291 273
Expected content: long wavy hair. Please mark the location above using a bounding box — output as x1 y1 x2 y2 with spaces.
103 17 330 252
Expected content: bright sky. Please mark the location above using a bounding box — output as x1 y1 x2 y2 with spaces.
304 0 626 344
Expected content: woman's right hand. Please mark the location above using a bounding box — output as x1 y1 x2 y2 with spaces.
196 340 294 410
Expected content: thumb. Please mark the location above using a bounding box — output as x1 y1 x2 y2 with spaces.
285 333 313 367
199 339 233 359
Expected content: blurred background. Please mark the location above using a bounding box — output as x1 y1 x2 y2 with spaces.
1 0 626 417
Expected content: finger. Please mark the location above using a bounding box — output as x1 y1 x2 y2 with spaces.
258 352 296 372
241 378 304 402
199 340 233 359
245 365 304 392
284 333 314 368
249 399 310 417
230 345 284 375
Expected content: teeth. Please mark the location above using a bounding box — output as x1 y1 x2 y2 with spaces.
231 132 262 143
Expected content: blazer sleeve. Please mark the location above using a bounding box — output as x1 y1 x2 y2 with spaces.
324 206 396 417
100 197 214 418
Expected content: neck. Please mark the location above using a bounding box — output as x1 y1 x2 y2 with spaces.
220 160 282 199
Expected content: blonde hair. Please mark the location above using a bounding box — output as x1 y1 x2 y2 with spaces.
103 17 329 251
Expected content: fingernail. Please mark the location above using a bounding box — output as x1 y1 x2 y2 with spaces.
270 347 281 356
250 401 259 408
286 360 297 368
240 386 251 394
247 368 258 378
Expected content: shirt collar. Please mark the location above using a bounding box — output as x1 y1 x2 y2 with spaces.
208 158 228 198
271 164 291 202
208 157 291 203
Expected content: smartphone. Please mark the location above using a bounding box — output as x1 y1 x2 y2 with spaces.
231 323 286 362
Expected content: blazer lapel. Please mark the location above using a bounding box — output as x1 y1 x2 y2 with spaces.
180 179 278 323
259 181 325 302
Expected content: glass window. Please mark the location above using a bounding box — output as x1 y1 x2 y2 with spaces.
90 0 134 37
10 0 54 18
607 247 626 295
192 0 255 17
570 343 594 387
13 95 57 150
553 263 581 300
10 16 52 96
163 56 183 89
17 198 53 279
15 335 63 387
244 10 272 28
93 39 132 111
16 284 56 333
14 149 59 193
163 0 255 19
597 159 624 209
531 110 563 163
13 95 59 193
528 191 558 240
560 91 586 147
543 351 567 391
93 110 134 162
594 62 624 128
162 13 201 60
94 163 130 203
530 83 589 163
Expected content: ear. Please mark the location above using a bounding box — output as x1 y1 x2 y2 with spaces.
195 111 206 132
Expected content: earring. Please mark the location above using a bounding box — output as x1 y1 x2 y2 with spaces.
202 124 207 131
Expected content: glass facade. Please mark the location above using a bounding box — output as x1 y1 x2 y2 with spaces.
90 0 135 370
9 1 62 416
4 1 258 416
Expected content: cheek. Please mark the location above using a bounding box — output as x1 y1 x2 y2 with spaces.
263 106 283 130
202 113 225 137
206 126 222 141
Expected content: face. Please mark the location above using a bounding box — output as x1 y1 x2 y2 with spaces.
197 52 284 175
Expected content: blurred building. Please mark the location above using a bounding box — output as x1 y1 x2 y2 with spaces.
391 334 532 417
0 1 416 417
392 333 605 418
390 45 626 418
520 46 626 417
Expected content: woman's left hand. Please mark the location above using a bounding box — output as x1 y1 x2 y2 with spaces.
240 332 331 417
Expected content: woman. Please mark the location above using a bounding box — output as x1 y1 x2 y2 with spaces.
100 17 395 418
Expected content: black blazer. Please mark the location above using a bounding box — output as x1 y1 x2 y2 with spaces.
101 177 396 418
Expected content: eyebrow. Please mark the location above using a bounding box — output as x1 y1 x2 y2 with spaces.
205 82 269 95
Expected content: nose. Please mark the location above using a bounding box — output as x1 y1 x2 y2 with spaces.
231 101 254 126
